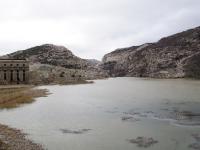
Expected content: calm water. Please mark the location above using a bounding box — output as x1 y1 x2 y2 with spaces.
0 77 200 150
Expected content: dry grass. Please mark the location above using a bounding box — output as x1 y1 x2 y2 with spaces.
0 86 49 109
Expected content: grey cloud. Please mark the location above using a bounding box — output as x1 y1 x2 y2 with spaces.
0 0 200 60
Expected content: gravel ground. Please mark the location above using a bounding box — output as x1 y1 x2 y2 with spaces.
0 124 45 150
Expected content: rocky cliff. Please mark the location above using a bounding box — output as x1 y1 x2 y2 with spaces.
102 26 200 78
1 44 108 84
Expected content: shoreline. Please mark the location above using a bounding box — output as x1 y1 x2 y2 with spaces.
0 85 49 149
0 123 44 150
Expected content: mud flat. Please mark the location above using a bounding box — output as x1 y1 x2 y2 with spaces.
0 124 44 150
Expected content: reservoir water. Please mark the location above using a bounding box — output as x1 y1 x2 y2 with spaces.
0 77 200 150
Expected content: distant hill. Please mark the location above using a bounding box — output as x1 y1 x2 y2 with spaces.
3 44 98 69
102 26 200 78
1 44 108 84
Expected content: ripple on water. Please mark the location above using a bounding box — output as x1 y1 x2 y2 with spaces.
123 101 200 127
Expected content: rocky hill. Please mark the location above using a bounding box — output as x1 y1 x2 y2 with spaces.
102 26 200 78
1 44 108 84
3 44 97 69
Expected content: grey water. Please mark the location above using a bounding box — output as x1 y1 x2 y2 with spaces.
0 77 200 150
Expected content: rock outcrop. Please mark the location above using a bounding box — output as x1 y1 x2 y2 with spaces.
102 26 200 78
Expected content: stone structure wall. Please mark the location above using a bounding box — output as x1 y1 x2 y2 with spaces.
0 59 29 84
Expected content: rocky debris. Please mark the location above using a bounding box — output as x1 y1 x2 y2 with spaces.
102 26 200 78
0 124 44 150
128 137 158 148
60 129 91 134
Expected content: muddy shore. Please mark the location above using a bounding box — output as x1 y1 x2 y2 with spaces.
0 124 44 150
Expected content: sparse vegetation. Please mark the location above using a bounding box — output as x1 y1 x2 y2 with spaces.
0 86 49 109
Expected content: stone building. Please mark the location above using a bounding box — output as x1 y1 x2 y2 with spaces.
0 59 29 84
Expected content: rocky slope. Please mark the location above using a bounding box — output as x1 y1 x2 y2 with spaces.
1 44 108 84
102 26 200 78
3 44 98 70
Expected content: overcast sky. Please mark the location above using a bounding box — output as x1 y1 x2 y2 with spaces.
0 0 200 60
